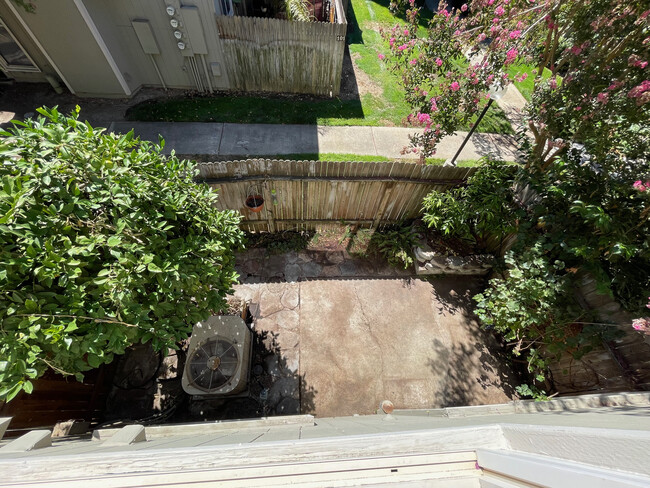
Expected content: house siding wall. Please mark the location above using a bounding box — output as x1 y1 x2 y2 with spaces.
2 0 345 97
0 2 49 83
81 0 231 93
3 0 125 96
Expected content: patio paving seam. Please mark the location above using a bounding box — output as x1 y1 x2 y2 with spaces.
298 282 303 416
369 127 379 156
216 121 225 156
352 282 386 401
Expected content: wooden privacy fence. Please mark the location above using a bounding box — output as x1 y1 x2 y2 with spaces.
198 159 477 232
0 367 112 437
215 2 347 97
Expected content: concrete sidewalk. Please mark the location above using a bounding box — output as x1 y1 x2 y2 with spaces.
109 121 520 161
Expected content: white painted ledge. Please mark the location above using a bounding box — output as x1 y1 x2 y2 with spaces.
93 414 316 440
1 425 505 484
477 449 650 488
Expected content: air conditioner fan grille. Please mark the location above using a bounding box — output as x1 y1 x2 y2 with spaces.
187 338 239 392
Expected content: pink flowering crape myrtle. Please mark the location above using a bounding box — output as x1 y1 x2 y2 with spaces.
380 0 650 165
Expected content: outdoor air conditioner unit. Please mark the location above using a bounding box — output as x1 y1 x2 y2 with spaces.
181 315 252 396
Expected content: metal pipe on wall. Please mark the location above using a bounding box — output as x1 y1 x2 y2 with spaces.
193 57 205 92
149 55 167 90
187 58 197 91
200 54 213 93
187 57 203 92
187 59 196 91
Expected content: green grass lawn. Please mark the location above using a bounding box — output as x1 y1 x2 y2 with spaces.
225 152 484 166
126 0 513 135
506 64 553 102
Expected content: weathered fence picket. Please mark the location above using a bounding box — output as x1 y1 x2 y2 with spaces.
215 0 347 97
198 159 477 231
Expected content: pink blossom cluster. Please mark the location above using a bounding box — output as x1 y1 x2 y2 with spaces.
505 47 518 64
416 112 431 124
632 318 650 335
628 81 650 105
628 54 648 69
379 0 650 160
608 80 624 91
633 180 650 192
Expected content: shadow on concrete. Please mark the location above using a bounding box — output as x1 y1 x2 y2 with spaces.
100 321 316 426
427 336 520 407
428 275 483 315
0 83 172 130
465 132 520 161
425 277 522 407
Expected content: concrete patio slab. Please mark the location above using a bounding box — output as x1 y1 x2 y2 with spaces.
234 255 517 419
298 277 515 417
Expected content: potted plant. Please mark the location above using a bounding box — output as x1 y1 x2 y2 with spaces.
245 194 265 213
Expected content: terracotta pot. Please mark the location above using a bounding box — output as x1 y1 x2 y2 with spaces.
245 195 264 213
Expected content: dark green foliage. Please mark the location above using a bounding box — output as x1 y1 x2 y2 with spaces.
523 149 650 311
0 107 244 401
11 0 35 13
368 224 418 269
245 230 315 255
474 244 621 383
421 159 521 254
421 157 642 393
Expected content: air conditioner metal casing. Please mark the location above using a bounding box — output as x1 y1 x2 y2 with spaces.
182 315 252 396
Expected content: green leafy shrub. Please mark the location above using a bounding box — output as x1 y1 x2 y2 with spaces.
368 224 418 269
474 244 621 383
422 160 521 253
523 149 650 311
0 107 244 401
